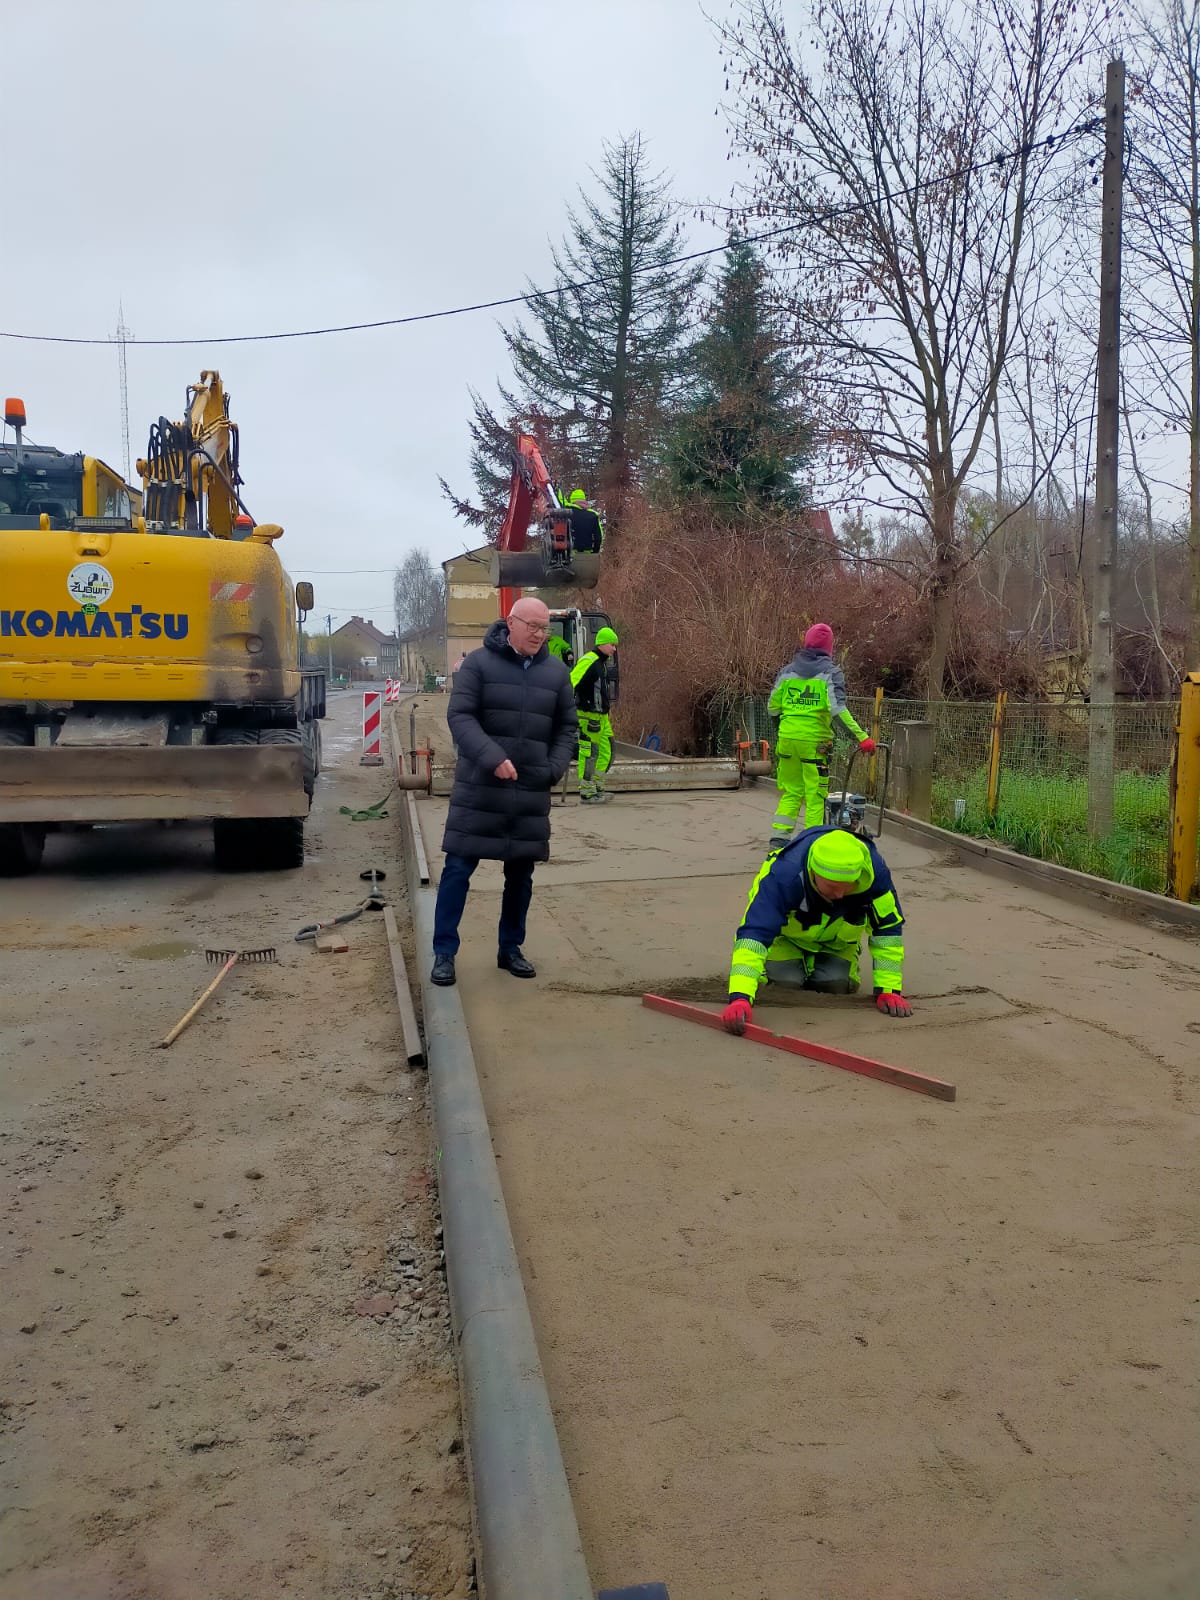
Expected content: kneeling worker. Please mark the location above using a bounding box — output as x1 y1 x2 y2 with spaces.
570 626 618 803
722 825 912 1033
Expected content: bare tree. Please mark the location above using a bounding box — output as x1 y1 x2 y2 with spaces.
392 548 445 639
1125 0 1200 664
717 0 1098 696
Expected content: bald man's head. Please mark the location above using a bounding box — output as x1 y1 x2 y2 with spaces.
506 598 551 656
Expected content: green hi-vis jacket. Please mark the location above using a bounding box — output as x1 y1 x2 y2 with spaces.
570 648 611 715
767 646 867 745
728 826 905 1002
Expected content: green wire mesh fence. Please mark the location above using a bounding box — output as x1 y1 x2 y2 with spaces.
710 691 1181 894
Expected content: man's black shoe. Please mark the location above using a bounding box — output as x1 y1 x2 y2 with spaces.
497 949 536 979
431 954 456 986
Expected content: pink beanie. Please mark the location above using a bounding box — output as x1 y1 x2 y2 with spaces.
804 622 834 653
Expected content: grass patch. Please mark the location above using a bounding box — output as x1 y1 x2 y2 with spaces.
931 769 1170 893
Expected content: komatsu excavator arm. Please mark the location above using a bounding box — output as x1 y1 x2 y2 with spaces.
137 370 248 538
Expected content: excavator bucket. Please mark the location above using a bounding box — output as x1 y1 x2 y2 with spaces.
490 549 600 591
0 745 307 824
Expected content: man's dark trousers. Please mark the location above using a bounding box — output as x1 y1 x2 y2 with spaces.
432 853 536 957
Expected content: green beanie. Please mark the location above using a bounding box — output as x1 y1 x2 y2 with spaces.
595 626 619 647
807 829 870 883
568 488 588 505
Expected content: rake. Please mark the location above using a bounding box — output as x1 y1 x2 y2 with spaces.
159 946 277 1049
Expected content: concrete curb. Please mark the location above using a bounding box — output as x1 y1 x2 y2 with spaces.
883 809 1200 932
392 725 593 1600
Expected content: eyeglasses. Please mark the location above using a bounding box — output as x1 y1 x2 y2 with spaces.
512 618 550 635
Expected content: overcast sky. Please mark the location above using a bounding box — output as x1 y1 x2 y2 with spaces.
0 0 739 634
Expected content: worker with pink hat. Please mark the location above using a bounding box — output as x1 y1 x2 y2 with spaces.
764 622 875 852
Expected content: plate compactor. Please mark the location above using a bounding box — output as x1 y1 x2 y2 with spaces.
823 740 892 841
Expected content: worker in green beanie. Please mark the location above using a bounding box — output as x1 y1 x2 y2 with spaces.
570 626 619 803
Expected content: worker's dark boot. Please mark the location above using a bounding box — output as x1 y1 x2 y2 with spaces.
497 948 536 979
430 954 456 986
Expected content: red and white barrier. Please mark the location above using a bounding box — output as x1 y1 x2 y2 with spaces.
361 690 384 766
384 677 401 704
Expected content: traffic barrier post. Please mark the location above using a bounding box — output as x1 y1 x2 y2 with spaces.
361 690 384 766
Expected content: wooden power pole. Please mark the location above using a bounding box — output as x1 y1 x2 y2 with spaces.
1088 59 1125 837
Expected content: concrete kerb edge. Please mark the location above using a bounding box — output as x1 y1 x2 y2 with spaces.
882 808 1200 932
388 708 594 1600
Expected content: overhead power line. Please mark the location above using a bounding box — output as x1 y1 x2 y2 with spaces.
0 119 1102 349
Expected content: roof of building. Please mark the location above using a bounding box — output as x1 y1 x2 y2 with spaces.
442 545 492 574
332 615 397 646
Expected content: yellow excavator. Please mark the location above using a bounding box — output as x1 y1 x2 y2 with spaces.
0 373 324 875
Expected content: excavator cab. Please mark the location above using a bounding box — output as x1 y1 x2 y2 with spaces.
548 608 619 702
1 398 138 531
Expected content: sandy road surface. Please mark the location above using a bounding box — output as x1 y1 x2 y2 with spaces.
1 692 471 1600
412 693 1199 1600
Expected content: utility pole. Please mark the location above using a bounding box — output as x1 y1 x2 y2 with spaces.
1088 58 1125 838
326 613 334 678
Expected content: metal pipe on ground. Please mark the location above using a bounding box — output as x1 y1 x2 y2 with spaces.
388 708 433 884
397 794 592 1600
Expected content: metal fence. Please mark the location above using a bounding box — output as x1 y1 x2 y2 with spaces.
712 691 1183 894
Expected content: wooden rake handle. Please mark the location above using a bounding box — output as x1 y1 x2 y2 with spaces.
159 955 239 1049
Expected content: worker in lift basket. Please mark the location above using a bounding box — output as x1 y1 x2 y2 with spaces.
721 825 912 1035
767 622 875 851
566 488 604 553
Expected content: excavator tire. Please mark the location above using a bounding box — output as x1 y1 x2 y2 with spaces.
299 719 321 797
0 823 45 876
490 549 601 591
212 727 306 871
0 724 46 876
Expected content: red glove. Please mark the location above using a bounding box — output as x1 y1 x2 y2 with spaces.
721 998 753 1035
875 990 913 1018
858 737 877 754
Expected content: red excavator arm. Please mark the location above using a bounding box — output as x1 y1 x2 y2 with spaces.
496 433 559 616
491 432 600 615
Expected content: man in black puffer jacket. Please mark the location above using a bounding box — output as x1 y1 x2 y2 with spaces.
430 597 578 986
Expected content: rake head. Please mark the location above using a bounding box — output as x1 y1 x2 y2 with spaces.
205 947 278 964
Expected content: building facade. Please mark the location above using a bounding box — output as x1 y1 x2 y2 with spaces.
330 615 400 679
443 547 499 674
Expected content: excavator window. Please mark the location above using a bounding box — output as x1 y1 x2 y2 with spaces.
0 456 83 526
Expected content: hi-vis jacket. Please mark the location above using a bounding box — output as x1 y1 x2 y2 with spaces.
570 649 611 715
767 647 867 746
728 826 905 1002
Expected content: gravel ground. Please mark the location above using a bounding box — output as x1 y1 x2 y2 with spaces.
0 691 471 1600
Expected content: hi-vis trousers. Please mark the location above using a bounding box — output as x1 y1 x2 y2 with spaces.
770 738 832 842
578 711 612 798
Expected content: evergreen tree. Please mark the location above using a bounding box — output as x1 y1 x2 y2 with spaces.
442 134 703 538
437 388 521 532
663 238 812 517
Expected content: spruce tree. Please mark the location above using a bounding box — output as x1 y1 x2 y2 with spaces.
442 134 703 537
663 238 812 518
